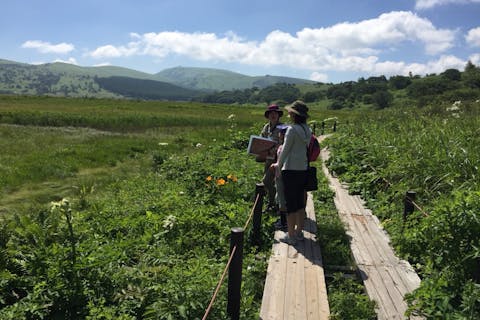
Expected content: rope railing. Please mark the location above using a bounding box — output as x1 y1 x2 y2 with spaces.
243 193 261 230
406 194 430 217
202 246 237 320
201 191 262 320
366 164 431 218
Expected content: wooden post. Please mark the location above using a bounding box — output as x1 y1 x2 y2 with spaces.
227 227 244 320
403 190 416 222
251 183 265 247
474 257 480 283
321 120 325 135
333 120 337 132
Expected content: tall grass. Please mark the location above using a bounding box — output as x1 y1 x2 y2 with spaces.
324 101 480 318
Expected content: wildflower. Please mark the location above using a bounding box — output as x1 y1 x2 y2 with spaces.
158 142 169 146
216 178 226 186
196 143 202 148
227 174 238 182
163 215 176 229
206 176 213 182
228 114 235 120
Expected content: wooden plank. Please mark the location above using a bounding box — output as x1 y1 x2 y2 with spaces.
260 255 288 320
260 188 330 320
294 247 307 319
320 145 424 320
284 249 298 320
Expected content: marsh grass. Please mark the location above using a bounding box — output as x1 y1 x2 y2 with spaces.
0 96 264 212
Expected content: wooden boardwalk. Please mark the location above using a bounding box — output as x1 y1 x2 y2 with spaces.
259 192 330 320
320 146 423 320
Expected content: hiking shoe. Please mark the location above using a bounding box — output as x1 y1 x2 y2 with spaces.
280 235 297 246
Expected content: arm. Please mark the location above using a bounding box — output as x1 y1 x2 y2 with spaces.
260 123 269 138
277 127 294 170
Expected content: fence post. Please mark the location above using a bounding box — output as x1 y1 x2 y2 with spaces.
474 258 480 284
251 183 265 247
403 190 416 222
227 227 244 320
321 120 325 135
333 120 337 132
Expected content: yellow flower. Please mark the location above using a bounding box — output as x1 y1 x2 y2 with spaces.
216 178 226 186
206 175 213 181
227 174 238 182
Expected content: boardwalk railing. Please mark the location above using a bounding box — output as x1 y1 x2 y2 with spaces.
202 183 265 320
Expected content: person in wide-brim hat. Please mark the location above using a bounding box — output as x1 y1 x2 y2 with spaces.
259 103 284 212
285 100 309 118
264 104 284 118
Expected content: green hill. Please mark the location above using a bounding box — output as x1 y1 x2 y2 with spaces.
155 66 315 91
0 59 316 99
95 76 201 100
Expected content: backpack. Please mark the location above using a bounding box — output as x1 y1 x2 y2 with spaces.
307 134 320 162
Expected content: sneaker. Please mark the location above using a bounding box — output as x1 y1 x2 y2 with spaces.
280 234 297 245
296 232 305 241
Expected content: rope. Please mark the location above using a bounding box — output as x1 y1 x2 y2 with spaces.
201 191 261 319
202 246 237 320
368 164 430 217
243 193 261 230
408 197 430 217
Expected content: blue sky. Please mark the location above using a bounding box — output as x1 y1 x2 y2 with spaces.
1 0 480 83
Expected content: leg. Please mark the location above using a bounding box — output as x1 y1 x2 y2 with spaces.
262 164 276 209
295 208 306 239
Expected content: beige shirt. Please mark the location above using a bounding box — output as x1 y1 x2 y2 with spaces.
277 123 310 171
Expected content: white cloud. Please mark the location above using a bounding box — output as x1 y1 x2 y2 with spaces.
415 0 480 10
87 11 454 75
470 53 480 65
89 44 138 58
22 40 74 54
310 72 328 82
53 57 78 65
93 62 112 67
466 27 480 47
372 55 466 77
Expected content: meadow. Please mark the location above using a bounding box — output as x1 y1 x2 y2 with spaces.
1 95 368 319
8 94 477 318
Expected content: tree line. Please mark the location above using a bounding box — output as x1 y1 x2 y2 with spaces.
198 61 480 109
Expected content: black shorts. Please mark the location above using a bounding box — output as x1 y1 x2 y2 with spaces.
281 170 307 214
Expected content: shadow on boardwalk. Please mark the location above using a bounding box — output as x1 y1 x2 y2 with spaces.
259 192 330 320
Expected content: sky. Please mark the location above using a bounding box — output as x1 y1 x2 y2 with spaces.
1 0 480 83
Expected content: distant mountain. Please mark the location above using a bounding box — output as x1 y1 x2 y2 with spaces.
154 66 315 91
95 76 201 100
0 58 316 100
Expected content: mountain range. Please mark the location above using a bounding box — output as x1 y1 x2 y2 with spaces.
0 58 315 100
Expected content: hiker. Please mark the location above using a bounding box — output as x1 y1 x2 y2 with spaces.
259 104 284 212
275 100 311 245
269 124 289 231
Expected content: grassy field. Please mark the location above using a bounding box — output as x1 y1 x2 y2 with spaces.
1 95 369 319
0 95 345 212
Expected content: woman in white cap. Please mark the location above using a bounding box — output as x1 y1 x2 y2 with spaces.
274 100 311 245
